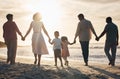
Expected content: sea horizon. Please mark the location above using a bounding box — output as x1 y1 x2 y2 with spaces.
0 43 120 64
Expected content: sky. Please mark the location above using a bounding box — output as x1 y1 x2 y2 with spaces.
0 0 120 46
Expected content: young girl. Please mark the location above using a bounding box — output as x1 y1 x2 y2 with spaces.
61 36 75 66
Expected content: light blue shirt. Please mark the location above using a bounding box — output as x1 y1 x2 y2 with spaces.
52 38 61 50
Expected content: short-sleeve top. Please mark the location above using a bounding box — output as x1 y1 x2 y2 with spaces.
104 23 118 43
75 19 94 41
3 21 21 40
52 38 61 50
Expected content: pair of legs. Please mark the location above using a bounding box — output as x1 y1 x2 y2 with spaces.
63 57 69 66
80 41 89 66
104 42 117 66
32 40 42 66
6 40 17 65
54 49 63 67
34 54 41 66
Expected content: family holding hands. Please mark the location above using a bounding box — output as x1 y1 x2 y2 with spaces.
3 12 119 67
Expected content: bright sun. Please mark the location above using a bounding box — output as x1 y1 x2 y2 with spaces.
21 0 63 46
26 0 62 26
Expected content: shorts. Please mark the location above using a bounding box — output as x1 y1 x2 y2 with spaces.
54 49 61 58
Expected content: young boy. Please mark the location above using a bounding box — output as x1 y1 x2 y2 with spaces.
49 31 63 67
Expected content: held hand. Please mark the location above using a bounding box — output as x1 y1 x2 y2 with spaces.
21 37 25 41
95 37 99 41
73 39 76 43
48 38 51 43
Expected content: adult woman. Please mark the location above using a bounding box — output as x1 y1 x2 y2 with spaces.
23 12 50 66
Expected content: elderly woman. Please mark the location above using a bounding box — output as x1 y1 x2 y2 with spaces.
23 12 51 66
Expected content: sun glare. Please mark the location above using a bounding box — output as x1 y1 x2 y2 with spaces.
21 0 63 46
26 0 62 26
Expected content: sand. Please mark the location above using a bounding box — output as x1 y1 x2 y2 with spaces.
0 55 120 79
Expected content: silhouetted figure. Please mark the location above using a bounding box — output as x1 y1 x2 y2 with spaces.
74 14 97 66
61 36 75 66
96 17 119 66
49 31 63 67
23 12 51 66
3 14 23 65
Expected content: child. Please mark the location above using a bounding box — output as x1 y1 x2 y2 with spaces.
61 36 75 66
49 31 63 67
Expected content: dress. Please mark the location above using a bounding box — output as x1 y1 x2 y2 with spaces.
31 21 49 55
61 41 70 57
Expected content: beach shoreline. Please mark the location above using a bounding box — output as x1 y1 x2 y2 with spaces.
0 45 120 65
0 45 120 79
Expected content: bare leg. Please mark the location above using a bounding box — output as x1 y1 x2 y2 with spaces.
54 57 57 66
34 54 37 64
63 57 68 66
63 57 66 65
65 57 69 66
38 54 41 66
54 50 57 66
59 56 63 67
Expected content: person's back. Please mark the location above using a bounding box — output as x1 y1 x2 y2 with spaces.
32 21 43 33
105 23 118 43
3 14 23 65
23 12 50 66
3 21 18 40
96 17 119 66
78 19 92 41
74 13 97 66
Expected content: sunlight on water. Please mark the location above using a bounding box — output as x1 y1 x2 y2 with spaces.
0 44 120 64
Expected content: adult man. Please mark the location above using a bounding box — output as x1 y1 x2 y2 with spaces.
96 17 119 66
74 14 97 66
3 14 23 65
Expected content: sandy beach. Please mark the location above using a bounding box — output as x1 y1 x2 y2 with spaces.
0 45 120 79
0 55 120 79
0 0 120 79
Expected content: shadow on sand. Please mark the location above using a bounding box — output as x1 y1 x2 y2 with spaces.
88 65 120 79
0 61 89 79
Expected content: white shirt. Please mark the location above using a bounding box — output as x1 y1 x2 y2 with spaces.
52 38 61 50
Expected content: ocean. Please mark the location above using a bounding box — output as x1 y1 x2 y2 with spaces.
0 43 120 64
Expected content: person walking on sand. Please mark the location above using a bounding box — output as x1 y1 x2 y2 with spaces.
3 14 23 65
23 12 51 66
96 17 119 66
49 31 63 67
61 36 75 66
74 13 97 66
